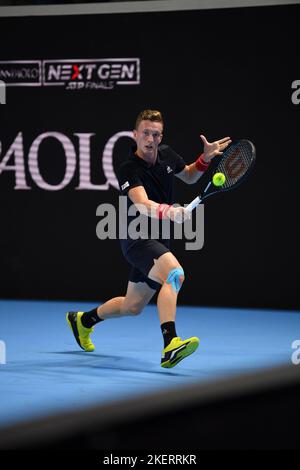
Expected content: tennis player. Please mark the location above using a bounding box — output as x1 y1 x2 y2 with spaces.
67 110 231 368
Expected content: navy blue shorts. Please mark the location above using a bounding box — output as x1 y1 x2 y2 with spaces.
122 239 170 290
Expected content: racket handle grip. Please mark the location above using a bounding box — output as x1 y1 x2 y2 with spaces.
186 196 202 213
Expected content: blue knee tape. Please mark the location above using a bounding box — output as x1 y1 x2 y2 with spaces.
166 267 184 293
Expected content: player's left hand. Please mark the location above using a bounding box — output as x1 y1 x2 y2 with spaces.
200 135 232 162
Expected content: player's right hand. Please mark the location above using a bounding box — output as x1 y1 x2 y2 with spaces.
168 206 191 224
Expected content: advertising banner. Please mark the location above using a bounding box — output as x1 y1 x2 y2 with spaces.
0 4 299 308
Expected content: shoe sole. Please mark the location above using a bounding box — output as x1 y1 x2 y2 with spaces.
161 339 199 368
66 312 85 351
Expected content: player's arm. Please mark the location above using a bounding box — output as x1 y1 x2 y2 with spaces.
128 186 190 223
176 134 232 185
176 163 206 185
128 186 160 218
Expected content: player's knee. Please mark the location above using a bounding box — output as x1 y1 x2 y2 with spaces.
126 304 144 316
165 266 185 293
177 272 185 287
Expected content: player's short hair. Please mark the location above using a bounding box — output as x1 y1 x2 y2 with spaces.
135 109 164 130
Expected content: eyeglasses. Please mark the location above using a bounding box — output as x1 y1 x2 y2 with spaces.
141 129 162 139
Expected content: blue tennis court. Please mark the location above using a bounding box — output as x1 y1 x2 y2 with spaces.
1 299 299 430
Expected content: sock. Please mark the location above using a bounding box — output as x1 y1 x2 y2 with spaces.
81 308 103 328
161 321 177 348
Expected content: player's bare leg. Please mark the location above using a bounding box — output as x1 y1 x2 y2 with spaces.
148 251 199 368
96 281 156 319
66 281 156 352
148 252 184 324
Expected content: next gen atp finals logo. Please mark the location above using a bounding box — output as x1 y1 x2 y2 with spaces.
43 59 140 90
0 58 140 91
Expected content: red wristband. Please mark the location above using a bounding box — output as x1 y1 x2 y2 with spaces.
195 153 210 172
157 204 172 219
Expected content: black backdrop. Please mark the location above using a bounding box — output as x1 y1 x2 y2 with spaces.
0 4 299 309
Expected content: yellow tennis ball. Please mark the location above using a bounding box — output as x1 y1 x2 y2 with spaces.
212 172 226 187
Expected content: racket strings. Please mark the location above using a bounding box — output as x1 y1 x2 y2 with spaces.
217 142 254 189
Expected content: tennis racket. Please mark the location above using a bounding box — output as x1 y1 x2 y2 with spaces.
186 139 256 213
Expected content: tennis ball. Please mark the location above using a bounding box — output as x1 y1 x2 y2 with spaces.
212 172 226 187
